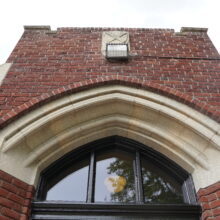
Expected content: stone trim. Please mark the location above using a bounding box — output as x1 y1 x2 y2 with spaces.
24 25 51 31
0 85 220 190
181 27 208 33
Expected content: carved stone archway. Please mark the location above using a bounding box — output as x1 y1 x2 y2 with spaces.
0 85 220 191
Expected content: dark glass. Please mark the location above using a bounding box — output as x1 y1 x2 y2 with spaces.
46 160 89 201
95 149 135 203
141 156 183 203
43 215 197 220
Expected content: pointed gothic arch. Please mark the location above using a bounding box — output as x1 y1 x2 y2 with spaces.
0 85 220 193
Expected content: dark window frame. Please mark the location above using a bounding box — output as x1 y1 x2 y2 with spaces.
32 136 201 219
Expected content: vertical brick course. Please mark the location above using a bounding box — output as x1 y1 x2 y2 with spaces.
0 170 35 220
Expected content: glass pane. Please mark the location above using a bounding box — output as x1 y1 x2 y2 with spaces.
95 149 135 203
141 157 183 203
46 160 89 201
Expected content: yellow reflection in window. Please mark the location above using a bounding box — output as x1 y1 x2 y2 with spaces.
104 176 127 193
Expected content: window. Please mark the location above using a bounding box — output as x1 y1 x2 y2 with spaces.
32 136 201 219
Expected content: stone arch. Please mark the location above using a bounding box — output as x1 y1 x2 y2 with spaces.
0 85 220 191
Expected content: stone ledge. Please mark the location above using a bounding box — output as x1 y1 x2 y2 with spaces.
46 30 57 35
24 25 51 31
180 27 208 33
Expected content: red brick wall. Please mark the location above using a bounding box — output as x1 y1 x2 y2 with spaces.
0 27 220 127
198 181 220 220
0 170 35 220
0 26 220 219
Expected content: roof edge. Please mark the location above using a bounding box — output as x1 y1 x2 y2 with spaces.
24 25 51 31
180 27 208 33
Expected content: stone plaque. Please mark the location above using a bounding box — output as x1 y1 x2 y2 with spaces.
102 31 130 55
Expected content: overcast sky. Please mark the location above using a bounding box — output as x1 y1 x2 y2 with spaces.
0 0 220 64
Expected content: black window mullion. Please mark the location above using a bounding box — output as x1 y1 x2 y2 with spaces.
87 151 96 203
182 176 198 204
134 150 144 203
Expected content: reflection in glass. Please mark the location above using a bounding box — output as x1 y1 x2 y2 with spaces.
141 157 183 203
95 149 135 203
46 161 89 201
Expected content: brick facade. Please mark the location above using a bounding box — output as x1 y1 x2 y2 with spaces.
0 170 34 220
0 26 220 219
0 27 220 127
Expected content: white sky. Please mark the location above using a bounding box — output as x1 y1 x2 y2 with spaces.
0 0 220 64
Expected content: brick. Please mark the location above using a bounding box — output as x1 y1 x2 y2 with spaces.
17 189 26 198
0 189 8 198
207 216 220 220
0 171 12 183
25 192 33 200
202 210 213 219
198 183 220 219
207 193 218 202
210 200 220 209
0 215 12 220
21 207 29 215
11 179 28 191
0 197 21 212
0 181 19 195
0 197 14 211
216 191 220 198
206 184 220 195
201 202 211 211
213 207 220 217
19 214 28 220
0 171 34 220
8 193 25 206
1 207 20 219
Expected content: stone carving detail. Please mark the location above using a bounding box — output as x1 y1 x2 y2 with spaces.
102 31 130 55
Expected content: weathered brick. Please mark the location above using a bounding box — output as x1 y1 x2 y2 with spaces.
8 193 25 206
202 210 213 220
11 179 28 191
213 207 220 217
0 171 34 220
0 181 19 195
0 27 220 127
1 207 20 220
0 215 12 220
0 171 12 183
0 189 8 198
210 200 220 209
199 182 220 219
